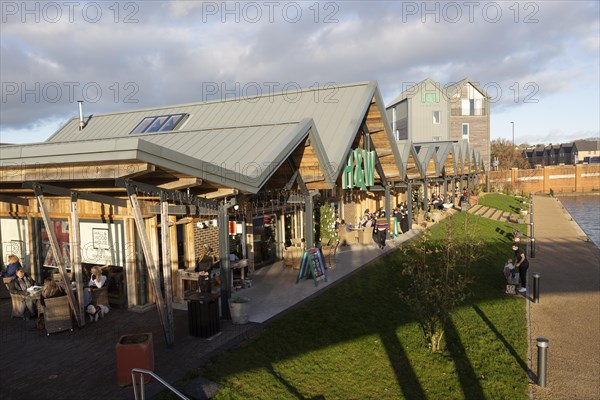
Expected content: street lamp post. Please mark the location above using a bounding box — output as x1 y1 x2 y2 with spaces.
511 121 515 166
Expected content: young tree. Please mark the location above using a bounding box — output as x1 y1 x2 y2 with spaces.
491 138 531 170
399 214 484 352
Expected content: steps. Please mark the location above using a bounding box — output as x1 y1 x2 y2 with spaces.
467 205 516 223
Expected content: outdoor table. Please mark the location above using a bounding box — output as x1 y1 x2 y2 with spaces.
185 292 221 338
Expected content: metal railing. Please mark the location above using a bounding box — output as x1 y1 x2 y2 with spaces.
131 368 189 400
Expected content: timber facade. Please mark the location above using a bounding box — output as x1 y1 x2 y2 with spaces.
1 80 485 343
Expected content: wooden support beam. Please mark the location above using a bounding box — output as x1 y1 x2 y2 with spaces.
2 162 154 182
158 177 203 190
33 185 82 327
202 188 239 199
23 182 126 208
218 199 235 319
160 196 175 345
116 178 218 212
0 194 29 206
69 193 85 326
127 187 173 346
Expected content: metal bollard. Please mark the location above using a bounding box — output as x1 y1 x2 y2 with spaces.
532 272 540 303
536 338 549 387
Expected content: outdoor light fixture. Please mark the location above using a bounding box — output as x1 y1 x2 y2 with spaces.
233 204 239 211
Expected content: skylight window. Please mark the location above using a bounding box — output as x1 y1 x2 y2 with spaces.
130 113 187 134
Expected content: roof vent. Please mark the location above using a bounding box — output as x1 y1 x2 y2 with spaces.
78 100 86 130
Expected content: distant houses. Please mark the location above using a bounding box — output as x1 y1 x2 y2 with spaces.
522 139 600 167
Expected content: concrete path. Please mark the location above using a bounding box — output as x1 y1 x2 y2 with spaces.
528 195 600 399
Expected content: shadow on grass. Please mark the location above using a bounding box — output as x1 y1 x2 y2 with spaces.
472 305 537 383
445 316 486 400
379 324 427 400
266 364 325 400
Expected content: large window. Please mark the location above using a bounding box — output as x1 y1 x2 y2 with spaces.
130 113 187 134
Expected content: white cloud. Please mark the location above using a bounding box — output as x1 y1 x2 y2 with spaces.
1 0 598 145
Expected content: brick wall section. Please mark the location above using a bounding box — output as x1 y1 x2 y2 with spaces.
488 164 600 193
193 224 219 259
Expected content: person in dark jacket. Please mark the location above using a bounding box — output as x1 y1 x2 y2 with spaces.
9 266 37 318
4 254 22 277
512 242 530 292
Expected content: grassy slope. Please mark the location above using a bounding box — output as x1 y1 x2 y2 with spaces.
193 213 529 400
478 193 529 214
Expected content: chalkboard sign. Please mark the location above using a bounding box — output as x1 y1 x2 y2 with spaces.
295 247 328 287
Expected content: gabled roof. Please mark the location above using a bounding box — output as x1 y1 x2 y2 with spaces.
387 77 490 110
2 118 326 193
48 81 388 186
386 77 444 108
444 77 489 100
573 140 600 152
414 142 439 177
396 141 424 180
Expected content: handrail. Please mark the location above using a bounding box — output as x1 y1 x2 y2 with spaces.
131 368 189 400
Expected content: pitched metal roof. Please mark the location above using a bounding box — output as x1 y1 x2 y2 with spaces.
47 81 380 181
2 119 324 193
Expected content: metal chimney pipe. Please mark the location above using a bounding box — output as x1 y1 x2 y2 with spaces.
78 100 85 130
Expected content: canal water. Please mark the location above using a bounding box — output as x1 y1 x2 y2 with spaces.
558 194 600 250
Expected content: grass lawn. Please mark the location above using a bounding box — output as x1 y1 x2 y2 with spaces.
478 193 529 214
176 212 529 400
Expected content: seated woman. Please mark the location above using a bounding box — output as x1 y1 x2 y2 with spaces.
40 278 66 308
3 254 22 278
83 265 108 306
9 266 38 319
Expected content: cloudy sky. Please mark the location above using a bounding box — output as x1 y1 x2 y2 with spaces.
1 0 598 145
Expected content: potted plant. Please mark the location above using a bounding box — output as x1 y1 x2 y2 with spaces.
228 296 250 324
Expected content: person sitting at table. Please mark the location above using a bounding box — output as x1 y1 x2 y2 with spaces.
40 278 66 308
3 254 22 278
8 266 37 319
83 265 107 306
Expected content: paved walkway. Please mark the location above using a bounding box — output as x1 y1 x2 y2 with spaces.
528 195 600 399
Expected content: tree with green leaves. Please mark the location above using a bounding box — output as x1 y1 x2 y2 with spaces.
491 138 531 170
399 215 484 352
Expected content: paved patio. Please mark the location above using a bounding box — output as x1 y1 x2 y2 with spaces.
0 225 422 400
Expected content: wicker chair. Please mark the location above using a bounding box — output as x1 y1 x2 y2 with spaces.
44 296 73 335
91 286 109 308
1 277 11 299
9 293 27 318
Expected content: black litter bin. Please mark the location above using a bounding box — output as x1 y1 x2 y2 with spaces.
185 292 220 338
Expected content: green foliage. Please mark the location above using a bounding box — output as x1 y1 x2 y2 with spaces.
319 203 338 242
478 193 528 214
195 212 528 400
400 215 484 352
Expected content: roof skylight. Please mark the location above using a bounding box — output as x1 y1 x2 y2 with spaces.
130 113 187 134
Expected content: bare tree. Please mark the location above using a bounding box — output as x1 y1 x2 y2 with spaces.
399 215 484 352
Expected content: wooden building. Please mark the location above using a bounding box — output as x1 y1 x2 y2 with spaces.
0 80 483 344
